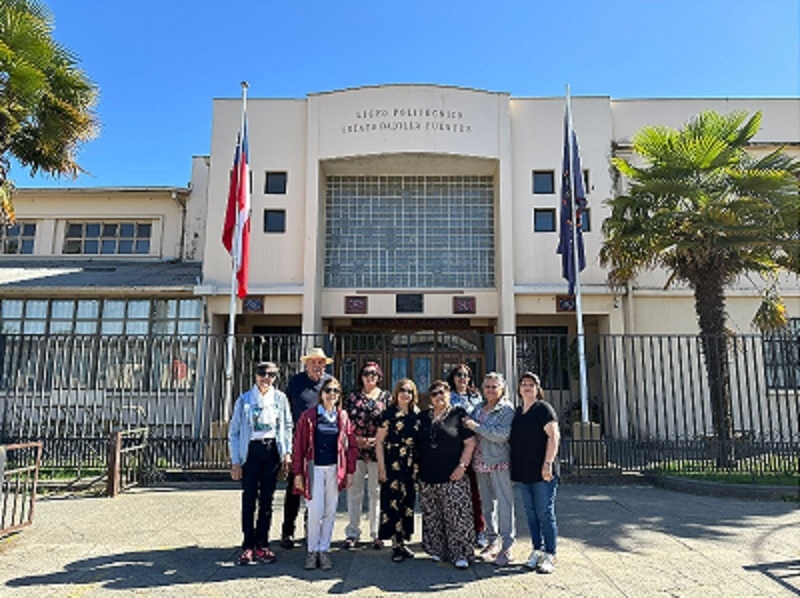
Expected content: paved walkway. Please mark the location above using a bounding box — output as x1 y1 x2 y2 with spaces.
1 481 798 597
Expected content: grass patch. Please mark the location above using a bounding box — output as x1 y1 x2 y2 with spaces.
651 454 798 486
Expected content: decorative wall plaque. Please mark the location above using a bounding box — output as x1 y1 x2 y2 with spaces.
453 296 476 314
396 294 424 313
345 296 368 315
556 295 576 312
242 296 264 313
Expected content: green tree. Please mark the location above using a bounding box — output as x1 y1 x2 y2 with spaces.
601 110 800 466
0 0 98 222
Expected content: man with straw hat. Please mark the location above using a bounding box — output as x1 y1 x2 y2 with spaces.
280 347 333 549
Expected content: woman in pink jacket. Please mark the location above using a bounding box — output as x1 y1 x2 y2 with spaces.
292 377 358 571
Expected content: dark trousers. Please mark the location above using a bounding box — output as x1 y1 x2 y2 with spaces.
241 439 280 549
281 478 302 540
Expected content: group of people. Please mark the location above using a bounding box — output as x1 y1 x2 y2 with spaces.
228 348 560 575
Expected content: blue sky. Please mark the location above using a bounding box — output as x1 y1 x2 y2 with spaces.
15 0 800 189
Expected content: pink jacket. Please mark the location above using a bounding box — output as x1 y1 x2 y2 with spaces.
291 406 358 500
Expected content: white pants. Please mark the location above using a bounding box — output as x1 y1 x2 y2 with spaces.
345 460 380 540
305 463 339 553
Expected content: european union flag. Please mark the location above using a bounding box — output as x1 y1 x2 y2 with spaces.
556 113 587 296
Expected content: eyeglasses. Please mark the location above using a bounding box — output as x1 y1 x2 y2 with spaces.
430 389 445 397
256 369 278 378
322 387 342 395
398 387 413 395
362 370 379 377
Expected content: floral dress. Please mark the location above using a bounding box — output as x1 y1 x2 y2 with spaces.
343 389 390 461
377 405 420 544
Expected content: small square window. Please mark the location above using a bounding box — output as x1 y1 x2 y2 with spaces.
534 209 556 232
265 171 287 194
264 209 286 233
533 171 555 194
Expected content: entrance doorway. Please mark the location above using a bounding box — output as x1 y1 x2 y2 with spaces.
332 323 489 407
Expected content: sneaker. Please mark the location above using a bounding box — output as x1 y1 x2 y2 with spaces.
280 537 295 550
454 557 469 569
254 546 277 564
430 554 442 562
494 548 512 566
237 548 256 566
400 545 415 559
526 549 543 569
537 552 556 574
318 551 333 571
342 537 357 550
304 551 318 570
478 541 500 561
476 531 489 549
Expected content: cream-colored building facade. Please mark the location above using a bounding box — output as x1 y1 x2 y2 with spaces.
1 85 797 442
196 86 799 342
2 85 797 352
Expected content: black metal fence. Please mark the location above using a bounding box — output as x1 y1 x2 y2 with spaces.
0 331 797 479
1 441 41 536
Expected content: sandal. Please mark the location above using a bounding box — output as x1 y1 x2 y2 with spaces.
343 537 357 550
391 547 405 562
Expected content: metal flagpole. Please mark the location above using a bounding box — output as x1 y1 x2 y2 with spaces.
565 84 590 423
224 81 249 423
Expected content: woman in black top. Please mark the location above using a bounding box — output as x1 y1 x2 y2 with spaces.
509 372 560 574
416 380 476 569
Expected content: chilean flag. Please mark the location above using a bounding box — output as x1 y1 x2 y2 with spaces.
221 120 250 299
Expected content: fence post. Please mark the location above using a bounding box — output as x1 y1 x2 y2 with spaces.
107 431 122 498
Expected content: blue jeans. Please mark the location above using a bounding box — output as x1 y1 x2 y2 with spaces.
515 477 558 555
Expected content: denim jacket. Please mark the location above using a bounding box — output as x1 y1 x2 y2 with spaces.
229 385 293 465
472 397 515 466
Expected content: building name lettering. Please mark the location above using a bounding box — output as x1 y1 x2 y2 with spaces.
342 106 473 135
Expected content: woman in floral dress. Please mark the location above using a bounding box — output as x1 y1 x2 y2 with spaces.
375 378 420 562
342 361 390 549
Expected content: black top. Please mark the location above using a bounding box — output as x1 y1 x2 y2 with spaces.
286 371 332 423
417 406 474 484
509 400 560 483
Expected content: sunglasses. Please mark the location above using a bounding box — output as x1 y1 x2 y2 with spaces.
398 387 414 395
362 370 380 377
454 371 469 378
256 369 278 378
322 387 342 395
430 389 446 397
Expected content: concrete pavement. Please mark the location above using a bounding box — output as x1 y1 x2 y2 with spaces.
1 481 798 597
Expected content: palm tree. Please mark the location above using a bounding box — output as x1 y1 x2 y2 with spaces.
601 110 799 466
0 0 98 222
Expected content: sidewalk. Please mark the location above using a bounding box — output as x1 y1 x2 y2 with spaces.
1 481 798 597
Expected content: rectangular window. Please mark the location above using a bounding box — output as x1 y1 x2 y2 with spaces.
583 169 590 192
534 209 556 232
63 221 152 255
265 171 288 194
581 208 591 232
1 222 36 254
264 209 286 233
764 318 800 389
325 175 494 288
533 171 555 194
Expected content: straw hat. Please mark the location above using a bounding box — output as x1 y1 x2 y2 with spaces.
300 347 333 364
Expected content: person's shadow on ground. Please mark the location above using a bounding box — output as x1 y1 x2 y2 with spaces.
5 542 536 594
